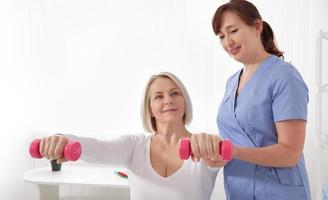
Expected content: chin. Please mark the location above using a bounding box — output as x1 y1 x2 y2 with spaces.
231 54 245 63
165 116 183 123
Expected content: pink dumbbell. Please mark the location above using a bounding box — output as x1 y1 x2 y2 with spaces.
178 138 233 161
29 139 81 161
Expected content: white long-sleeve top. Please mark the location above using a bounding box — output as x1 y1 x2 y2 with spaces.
67 134 220 200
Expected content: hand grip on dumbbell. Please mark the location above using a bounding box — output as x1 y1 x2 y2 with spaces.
29 139 82 161
178 138 233 161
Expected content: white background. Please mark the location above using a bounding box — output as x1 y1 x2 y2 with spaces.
0 0 327 199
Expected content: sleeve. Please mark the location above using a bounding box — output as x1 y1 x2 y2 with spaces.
271 66 309 123
65 134 144 168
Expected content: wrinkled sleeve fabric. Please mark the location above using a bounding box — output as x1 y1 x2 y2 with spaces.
271 65 309 123
65 134 144 168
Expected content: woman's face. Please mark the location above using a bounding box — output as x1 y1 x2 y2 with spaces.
149 77 185 126
217 11 262 63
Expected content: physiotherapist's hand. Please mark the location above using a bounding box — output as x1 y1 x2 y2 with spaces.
204 157 228 168
190 133 222 162
40 135 69 164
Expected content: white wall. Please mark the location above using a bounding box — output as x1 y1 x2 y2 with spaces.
0 0 38 199
0 0 327 199
308 1 328 199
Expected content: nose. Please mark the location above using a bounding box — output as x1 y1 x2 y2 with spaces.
164 96 173 105
224 35 233 50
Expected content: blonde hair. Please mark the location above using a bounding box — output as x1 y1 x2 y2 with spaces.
141 72 193 133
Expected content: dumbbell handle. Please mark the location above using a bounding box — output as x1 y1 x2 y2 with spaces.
29 139 81 161
178 138 233 161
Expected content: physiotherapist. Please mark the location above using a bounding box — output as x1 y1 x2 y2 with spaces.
190 1 311 199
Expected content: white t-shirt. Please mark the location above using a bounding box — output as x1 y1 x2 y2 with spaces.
68 134 220 200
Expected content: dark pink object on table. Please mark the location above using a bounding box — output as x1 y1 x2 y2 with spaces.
178 138 233 161
29 139 81 161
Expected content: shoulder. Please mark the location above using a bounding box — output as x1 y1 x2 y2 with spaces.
267 56 304 82
267 56 308 99
119 133 148 144
264 56 307 92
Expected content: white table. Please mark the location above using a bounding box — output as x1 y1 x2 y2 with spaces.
23 165 130 200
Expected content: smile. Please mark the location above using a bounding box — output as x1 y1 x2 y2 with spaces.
163 108 178 113
229 46 241 55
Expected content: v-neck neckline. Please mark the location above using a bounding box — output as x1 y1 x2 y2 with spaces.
232 55 274 112
147 135 187 180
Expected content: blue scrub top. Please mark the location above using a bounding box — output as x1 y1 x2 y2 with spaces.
217 55 311 200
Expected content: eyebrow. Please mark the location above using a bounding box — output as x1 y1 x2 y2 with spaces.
152 87 179 94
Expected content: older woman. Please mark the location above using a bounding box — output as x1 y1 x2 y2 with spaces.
39 72 222 200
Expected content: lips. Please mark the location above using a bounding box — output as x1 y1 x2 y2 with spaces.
229 46 241 55
163 108 178 113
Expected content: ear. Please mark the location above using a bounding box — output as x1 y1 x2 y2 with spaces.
253 19 263 37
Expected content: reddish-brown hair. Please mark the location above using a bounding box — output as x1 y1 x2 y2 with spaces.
212 0 284 58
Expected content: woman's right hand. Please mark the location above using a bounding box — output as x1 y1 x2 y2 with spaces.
190 133 228 167
40 135 69 164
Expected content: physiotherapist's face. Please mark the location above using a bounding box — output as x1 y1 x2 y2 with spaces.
217 11 261 64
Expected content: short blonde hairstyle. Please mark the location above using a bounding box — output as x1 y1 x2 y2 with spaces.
141 72 193 133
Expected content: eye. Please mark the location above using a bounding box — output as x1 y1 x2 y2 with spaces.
154 95 163 100
171 91 180 96
219 35 225 40
230 29 238 34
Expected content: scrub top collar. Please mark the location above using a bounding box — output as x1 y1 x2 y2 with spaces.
232 55 276 112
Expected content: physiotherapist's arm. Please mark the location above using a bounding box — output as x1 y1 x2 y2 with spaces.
233 119 306 167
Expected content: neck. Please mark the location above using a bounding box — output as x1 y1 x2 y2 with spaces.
154 122 191 147
243 51 270 73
